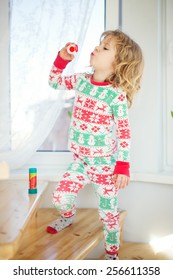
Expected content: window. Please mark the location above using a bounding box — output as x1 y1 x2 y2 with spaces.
38 0 105 152
6 0 105 170
1 0 105 171
10 0 105 153
0 0 106 170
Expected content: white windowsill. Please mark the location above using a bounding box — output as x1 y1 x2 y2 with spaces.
130 171 173 185
4 152 173 185
8 169 173 185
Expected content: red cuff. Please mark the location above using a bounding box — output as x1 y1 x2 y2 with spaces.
113 161 130 177
54 52 71 69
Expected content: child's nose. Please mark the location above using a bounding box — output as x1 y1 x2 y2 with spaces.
94 46 100 52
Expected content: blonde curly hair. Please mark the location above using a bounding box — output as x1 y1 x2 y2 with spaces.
101 30 144 107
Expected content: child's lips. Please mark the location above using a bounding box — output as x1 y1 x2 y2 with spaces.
90 52 95 63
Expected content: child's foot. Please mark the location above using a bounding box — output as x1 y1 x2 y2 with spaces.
47 215 74 234
105 253 119 260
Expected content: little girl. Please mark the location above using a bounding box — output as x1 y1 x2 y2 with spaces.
47 29 144 260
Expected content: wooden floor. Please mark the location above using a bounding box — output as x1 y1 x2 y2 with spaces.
10 208 173 260
11 208 104 260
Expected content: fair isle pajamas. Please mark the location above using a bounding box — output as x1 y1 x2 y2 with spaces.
52 154 120 256
49 52 131 257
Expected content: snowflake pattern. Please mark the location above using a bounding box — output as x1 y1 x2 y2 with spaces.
119 129 130 139
89 113 100 123
75 108 83 119
57 180 83 194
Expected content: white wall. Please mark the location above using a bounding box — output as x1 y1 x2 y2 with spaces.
110 0 173 243
122 0 163 174
118 182 173 243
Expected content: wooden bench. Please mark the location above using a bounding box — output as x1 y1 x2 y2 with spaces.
0 180 48 260
11 208 127 260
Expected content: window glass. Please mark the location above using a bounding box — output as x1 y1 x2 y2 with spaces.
38 0 105 151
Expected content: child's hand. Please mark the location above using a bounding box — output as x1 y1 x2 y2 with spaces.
59 42 76 61
112 174 130 189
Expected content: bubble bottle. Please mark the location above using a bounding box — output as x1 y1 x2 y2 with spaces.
28 168 37 194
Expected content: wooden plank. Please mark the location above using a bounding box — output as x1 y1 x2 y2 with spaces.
0 180 48 259
11 208 126 260
11 208 104 260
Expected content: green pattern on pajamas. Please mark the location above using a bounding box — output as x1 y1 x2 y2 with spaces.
52 154 120 255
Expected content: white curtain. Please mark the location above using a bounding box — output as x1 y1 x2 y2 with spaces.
0 0 96 170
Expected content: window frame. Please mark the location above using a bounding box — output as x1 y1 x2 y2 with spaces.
2 0 173 177
163 0 173 171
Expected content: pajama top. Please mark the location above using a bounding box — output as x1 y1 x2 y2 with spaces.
49 53 131 177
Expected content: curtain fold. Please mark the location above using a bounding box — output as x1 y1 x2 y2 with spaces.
0 0 96 170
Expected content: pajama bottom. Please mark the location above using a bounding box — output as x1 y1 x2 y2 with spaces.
52 153 120 255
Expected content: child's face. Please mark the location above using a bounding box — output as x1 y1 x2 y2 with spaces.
90 36 116 75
